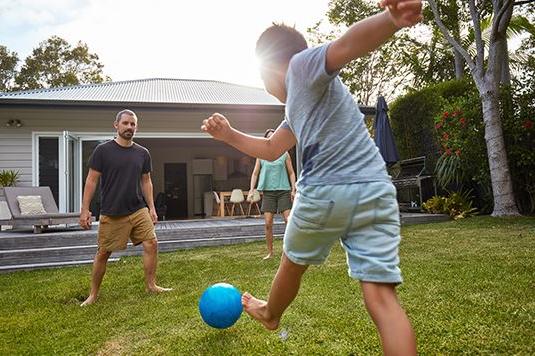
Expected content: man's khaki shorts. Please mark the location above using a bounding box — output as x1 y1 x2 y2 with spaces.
98 207 156 252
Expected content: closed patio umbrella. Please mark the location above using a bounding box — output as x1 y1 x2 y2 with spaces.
373 95 399 166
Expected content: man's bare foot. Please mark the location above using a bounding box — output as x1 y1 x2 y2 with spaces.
263 253 273 260
80 295 97 307
241 292 279 330
146 285 173 294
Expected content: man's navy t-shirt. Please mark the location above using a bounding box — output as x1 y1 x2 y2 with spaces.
89 140 152 216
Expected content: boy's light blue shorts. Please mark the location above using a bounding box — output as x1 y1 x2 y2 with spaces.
283 181 402 284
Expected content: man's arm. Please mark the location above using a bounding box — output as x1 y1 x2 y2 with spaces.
285 154 297 201
80 168 101 229
141 173 157 223
326 0 422 73
201 113 297 161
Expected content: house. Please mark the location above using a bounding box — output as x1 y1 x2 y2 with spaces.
0 78 374 219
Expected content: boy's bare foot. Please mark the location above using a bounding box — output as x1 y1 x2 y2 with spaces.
80 295 97 307
263 253 273 260
241 292 280 330
146 285 173 294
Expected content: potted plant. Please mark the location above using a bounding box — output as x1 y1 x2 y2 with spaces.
0 169 20 200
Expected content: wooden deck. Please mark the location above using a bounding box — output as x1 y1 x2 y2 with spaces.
0 213 449 272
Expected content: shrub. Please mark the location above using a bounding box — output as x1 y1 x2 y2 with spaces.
501 86 535 214
393 78 534 214
390 79 475 170
423 191 478 220
0 170 20 187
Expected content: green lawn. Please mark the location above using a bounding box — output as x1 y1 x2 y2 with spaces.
1 216 534 355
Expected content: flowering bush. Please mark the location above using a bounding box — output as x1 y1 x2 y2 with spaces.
433 95 488 190
432 85 535 214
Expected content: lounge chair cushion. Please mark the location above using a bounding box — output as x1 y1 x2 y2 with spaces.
17 195 47 215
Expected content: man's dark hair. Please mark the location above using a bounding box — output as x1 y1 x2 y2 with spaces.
115 109 137 123
256 23 308 66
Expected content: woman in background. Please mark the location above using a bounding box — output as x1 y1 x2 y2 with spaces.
248 129 296 259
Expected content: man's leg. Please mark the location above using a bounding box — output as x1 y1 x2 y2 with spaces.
242 252 308 330
361 282 417 356
142 238 172 293
80 249 112 306
263 212 274 259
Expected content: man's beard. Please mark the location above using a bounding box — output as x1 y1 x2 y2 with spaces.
118 130 134 140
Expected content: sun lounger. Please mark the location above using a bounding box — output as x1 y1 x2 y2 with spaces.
1 187 85 233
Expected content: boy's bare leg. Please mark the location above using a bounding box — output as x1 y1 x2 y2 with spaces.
263 212 274 259
361 282 417 356
80 249 112 306
142 239 172 293
242 252 308 330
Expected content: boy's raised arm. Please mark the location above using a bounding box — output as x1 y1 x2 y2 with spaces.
326 0 422 74
201 113 296 161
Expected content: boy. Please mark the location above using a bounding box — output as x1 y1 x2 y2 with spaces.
201 1 421 354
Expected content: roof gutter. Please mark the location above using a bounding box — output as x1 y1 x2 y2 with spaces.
0 98 376 115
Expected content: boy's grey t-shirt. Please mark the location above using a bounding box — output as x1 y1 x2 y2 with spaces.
281 43 390 187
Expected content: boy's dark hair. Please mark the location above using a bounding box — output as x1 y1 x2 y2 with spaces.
256 23 308 66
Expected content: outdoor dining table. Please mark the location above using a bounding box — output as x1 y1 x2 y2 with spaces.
218 190 258 217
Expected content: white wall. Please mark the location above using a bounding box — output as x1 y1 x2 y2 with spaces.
0 133 32 186
0 104 282 216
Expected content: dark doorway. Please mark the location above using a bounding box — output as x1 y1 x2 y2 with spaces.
38 137 59 205
164 163 188 219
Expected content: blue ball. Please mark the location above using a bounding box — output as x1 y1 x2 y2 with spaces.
199 283 243 329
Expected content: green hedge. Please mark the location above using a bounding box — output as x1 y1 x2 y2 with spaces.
389 80 474 166
390 79 535 214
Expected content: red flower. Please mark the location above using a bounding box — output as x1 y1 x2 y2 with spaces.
522 120 534 129
443 112 450 119
445 148 452 156
435 122 442 129
442 132 449 141
459 117 466 126
455 149 461 157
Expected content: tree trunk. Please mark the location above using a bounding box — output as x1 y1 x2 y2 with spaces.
496 38 511 85
478 79 519 216
449 0 464 79
453 49 465 79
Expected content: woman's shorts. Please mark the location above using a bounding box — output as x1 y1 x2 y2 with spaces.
261 190 292 214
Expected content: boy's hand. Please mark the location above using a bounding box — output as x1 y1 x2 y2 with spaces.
201 113 233 142
379 0 422 29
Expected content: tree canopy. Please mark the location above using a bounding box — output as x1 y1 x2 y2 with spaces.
0 36 109 92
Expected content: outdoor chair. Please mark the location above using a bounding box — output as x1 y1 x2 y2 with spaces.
246 189 262 216
229 189 245 216
0 186 88 233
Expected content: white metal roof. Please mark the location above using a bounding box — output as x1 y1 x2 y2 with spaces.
0 78 282 106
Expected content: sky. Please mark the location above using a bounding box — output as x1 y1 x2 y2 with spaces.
0 0 331 88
